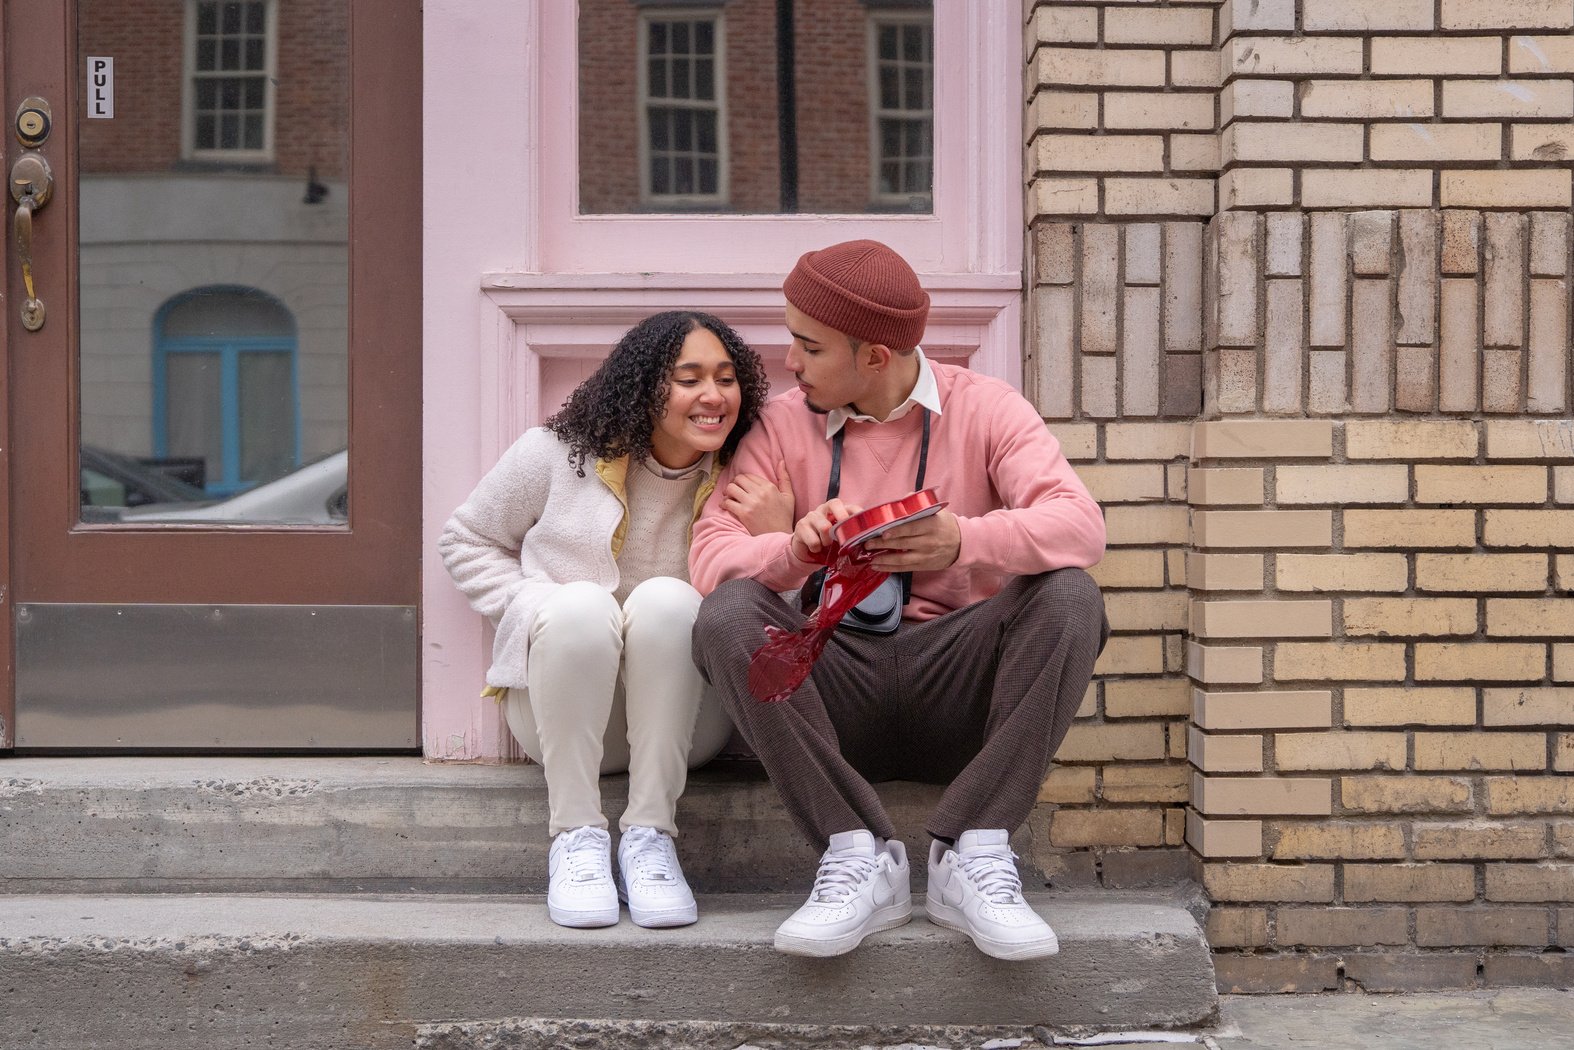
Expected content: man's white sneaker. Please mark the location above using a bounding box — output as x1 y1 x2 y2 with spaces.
618 826 698 928
925 829 1060 960
547 825 619 928
774 830 911 957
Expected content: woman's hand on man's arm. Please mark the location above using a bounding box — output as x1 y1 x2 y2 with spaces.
723 459 797 536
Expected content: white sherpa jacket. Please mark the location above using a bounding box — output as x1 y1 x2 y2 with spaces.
438 427 716 690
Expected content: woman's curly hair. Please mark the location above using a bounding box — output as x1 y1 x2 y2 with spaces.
545 310 770 475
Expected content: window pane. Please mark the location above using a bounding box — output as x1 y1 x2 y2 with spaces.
651 157 671 195
166 353 226 482
80 0 347 522
674 109 692 152
880 66 898 110
675 156 694 195
870 15 934 205
649 108 670 150
239 353 295 484
579 1 934 214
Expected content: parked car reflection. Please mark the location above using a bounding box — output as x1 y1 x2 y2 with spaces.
110 449 349 525
81 446 210 523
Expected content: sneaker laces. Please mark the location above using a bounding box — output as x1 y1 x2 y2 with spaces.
809 851 881 904
958 848 1024 904
622 827 677 883
558 827 611 884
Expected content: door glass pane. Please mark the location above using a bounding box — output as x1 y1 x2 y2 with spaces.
77 0 349 525
578 0 934 215
165 352 225 480
239 352 294 483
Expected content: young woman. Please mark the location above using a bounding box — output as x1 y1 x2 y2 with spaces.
439 311 783 929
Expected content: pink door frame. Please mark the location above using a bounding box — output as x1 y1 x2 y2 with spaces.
422 0 1024 761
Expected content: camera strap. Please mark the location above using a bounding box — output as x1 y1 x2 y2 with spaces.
825 408 930 606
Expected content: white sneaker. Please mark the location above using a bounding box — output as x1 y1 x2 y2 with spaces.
547 825 619 928
774 830 911 957
618 826 698 928
925 829 1059 960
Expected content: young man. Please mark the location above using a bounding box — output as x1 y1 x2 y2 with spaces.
690 239 1108 961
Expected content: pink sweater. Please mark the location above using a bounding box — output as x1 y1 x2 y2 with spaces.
690 362 1106 621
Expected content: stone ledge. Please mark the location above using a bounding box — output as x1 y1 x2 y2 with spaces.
0 892 1218 1048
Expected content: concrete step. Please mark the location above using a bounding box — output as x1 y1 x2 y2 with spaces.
0 892 1218 1049
0 756 1164 894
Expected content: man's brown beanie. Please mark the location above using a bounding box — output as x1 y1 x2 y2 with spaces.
782 239 930 351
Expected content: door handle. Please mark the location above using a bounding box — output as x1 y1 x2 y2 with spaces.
10 152 53 331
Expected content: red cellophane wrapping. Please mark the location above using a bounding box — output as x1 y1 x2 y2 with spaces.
746 543 889 703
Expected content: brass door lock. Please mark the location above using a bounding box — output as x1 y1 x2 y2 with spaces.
15 97 51 148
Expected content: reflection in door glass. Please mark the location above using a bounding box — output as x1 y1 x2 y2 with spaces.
578 0 933 215
77 0 349 525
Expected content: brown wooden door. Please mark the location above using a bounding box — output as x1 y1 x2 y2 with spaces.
1 0 421 749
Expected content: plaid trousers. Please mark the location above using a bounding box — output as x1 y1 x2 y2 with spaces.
692 568 1109 847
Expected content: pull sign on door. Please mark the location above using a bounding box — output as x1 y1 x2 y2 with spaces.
87 57 113 118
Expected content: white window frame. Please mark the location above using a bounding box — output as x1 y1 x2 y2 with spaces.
181 0 279 163
866 10 934 210
637 9 730 208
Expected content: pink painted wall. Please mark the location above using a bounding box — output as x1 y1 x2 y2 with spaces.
422 1 1023 762
421 0 536 761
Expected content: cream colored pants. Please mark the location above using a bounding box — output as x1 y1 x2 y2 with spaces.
503 577 732 837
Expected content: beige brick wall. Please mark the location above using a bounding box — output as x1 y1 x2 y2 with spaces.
1218 0 1574 211
1201 209 1572 417
1026 0 1574 994
1030 222 1206 419
1189 417 1574 991
1028 417 1195 889
1024 0 1574 992
1029 0 1222 220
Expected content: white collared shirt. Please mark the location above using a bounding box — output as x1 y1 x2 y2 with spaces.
824 347 944 438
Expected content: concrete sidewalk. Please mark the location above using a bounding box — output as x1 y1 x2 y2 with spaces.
1210 990 1574 1049
416 990 1574 1050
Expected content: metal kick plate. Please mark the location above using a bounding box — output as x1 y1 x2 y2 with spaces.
15 604 419 750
